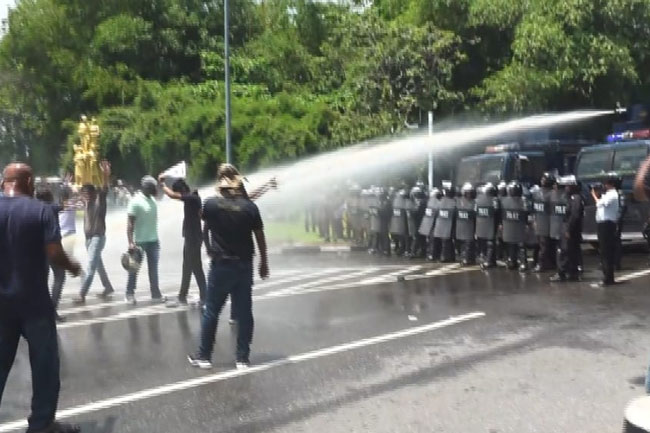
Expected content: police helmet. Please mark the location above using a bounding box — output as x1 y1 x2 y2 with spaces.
121 247 144 273
410 185 426 200
461 182 476 199
398 188 409 198
431 187 442 200
497 181 508 197
482 182 497 197
541 172 557 188
442 181 454 198
529 185 541 195
507 181 523 197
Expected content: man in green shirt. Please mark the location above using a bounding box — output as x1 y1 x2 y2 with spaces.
125 175 164 305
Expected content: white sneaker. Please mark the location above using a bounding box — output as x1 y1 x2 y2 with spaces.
235 361 250 370
124 295 137 305
188 353 212 369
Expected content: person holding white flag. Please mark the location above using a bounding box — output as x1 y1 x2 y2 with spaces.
159 169 206 306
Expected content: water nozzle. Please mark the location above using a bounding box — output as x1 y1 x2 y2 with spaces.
615 102 627 115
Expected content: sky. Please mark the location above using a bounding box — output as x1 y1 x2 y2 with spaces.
0 0 14 23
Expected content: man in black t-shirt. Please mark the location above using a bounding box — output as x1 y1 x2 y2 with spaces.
188 168 269 370
0 163 81 433
159 176 206 305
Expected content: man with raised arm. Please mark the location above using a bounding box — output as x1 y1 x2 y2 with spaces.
74 160 114 304
188 164 269 370
0 163 82 433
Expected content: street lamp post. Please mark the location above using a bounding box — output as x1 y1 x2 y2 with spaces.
224 0 232 164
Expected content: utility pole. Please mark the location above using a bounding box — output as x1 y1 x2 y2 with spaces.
224 0 232 164
428 111 434 190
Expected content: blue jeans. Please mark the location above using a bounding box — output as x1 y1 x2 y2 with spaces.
80 235 113 297
126 241 162 298
0 314 60 432
646 362 650 394
200 260 254 361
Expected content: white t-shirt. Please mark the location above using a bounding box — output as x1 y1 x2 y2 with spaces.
58 208 77 237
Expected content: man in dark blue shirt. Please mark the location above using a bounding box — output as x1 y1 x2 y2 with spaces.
0 163 81 433
188 166 269 370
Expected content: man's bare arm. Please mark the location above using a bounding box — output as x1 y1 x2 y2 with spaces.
158 175 182 200
127 215 136 250
253 229 269 279
249 177 278 201
46 243 81 276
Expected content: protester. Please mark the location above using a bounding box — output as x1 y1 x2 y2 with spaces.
0 162 81 433
189 165 269 370
73 161 114 303
592 174 620 286
158 175 206 306
125 175 165 305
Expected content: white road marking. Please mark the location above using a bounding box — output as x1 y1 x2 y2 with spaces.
360 265 422 284
55 265 475 330
0 312 486 432
268 268 380 297
589 268 650 288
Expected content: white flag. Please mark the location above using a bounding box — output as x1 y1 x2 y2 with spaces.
161 161 186 179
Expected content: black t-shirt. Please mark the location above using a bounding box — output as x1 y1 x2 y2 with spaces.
0 196 61 318
85 187 108 238
181 192 202 242
202 196 263 261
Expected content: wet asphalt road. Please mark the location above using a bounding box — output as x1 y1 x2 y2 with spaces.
2 240 650 432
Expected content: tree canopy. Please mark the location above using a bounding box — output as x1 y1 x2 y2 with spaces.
1 0 650 181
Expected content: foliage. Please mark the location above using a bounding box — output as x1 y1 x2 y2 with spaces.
2 0 650 178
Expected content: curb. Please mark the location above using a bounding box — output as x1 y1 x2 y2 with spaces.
624 396 650 432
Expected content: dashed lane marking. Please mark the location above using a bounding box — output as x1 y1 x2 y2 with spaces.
0 312 486 432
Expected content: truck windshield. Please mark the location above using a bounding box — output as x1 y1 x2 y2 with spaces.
613 146 648 176
456 157 504 185
576 150 613 179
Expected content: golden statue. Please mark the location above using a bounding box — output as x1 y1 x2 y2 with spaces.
73 115 102 186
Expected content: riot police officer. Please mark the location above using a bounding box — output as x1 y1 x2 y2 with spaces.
532 173 556 272
550 176 583 282
421 188 442 261
433 182 457 262
501 181 528 271
496 181 508 260
524 186 539 269
475 183 500 269
379 187 393 256
455 183 477 266
407 184 428 258
390 188 409 256
367 187 381 254
346 185 363 247
360 188 372 249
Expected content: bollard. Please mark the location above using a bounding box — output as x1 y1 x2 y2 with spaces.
624 396 650 433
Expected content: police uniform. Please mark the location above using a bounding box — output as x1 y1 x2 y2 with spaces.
475 184 500 268
501 183 528 271
390 189 409 256
367 188 382 254
595 177 620 285
420 189 442 261
551 177 583 281
455 184 477 265
407 186 428 258
532 183 555 271
433 185 456 262
378 189 393 256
